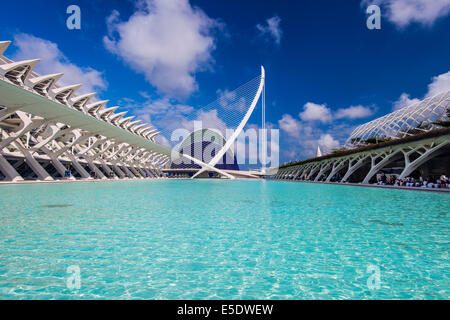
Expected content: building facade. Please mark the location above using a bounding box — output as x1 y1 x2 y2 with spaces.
0 40 171 182
274 91 450 184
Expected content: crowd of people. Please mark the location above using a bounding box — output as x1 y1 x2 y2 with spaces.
377 172 449 189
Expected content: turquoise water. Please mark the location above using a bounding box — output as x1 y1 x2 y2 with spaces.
0 180 448 299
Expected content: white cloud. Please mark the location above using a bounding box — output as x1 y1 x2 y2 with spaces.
155 134 171 147
123 96 194 133
317 134 340 153
427 71 450 97
121 95 231 148
335 105 374 119
279 129 341 159
362 0 450 28
12 33 107 94
298 102 373 122
392 93 420 111
256 15 282 45
278 101 370 159
216 88 247 112
104 0 221 98
194 109 227 131
278 114 302 138
278 102 366 159
299 102 332 123
217 89 236 106
393 70 450 110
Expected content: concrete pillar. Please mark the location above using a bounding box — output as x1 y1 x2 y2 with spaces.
0 154 23 181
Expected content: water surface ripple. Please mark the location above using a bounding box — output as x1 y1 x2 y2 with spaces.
0 180 448 299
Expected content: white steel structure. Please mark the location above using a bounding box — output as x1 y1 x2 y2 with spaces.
274 134 450 184
191 66 265 179
274 131 450 183
274 91 450 184
0 40 171 182
346 91 450 147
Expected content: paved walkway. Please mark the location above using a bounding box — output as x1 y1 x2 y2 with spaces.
0 177 162 186
277 179 450 193
1 177 450 193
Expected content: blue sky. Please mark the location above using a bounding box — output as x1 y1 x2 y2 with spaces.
1 0 450 164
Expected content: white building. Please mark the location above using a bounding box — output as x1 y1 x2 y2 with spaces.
0 40 171 182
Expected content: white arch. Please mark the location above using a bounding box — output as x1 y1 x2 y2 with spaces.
191 65 265 179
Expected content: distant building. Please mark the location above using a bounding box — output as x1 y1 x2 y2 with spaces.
316 146 322 157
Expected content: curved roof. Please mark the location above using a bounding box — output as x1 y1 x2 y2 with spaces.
0 39 161 140
346 90 450 147
0 39 171 158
